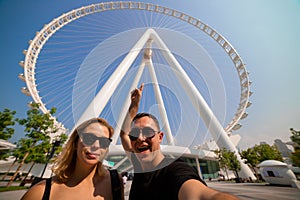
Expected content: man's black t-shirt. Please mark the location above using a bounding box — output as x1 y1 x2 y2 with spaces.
129 158 206 200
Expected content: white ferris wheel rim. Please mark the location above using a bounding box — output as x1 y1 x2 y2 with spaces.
21 1 251 133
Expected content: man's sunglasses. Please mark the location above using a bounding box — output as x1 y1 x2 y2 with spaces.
80 133 112 148
129 127 159 141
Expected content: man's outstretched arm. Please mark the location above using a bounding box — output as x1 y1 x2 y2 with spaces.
179 179 240 200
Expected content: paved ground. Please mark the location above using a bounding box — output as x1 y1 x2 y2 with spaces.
207 181 300 200
1 180 300 200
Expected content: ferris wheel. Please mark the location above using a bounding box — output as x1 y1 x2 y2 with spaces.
19 2 252 161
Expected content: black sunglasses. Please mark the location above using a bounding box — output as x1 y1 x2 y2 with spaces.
80 133 112 148
129 127 159 141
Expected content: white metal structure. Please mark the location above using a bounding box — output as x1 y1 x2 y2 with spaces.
19 2 254 179
258 160 300 188
0 139 16 150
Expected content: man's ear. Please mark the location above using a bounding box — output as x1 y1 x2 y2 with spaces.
158 132 164 142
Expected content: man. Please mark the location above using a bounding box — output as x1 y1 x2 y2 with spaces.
120 83 239 200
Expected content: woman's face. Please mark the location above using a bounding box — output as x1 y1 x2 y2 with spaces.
77 122 111 166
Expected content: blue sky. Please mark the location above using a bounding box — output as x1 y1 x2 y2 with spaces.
1 0 299 150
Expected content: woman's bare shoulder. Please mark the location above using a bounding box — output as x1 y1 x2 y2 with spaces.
21 179 47 200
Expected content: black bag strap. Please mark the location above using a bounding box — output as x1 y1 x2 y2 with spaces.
109 169 122 200
42 177 52 200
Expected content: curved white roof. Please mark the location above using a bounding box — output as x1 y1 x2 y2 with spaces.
257 160 287 167
0 139 16 150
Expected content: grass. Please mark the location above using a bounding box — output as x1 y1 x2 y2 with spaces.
0 185 29 192
0 178 30 193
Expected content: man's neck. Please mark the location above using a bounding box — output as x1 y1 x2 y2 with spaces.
141 151 165 171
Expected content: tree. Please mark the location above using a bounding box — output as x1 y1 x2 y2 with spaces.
240 143 283 180
214 149 229 180
6 103 59 187
39 134 67 180
215 148 241 181
1 138 28 181
290 128 300 167
226 150 241 181
240 148 260 179
290 128 300 146
253 143 283 162
0 108 16 160
19 138 52 186
0 108 16 140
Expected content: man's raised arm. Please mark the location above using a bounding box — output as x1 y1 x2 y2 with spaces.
120 83 144 152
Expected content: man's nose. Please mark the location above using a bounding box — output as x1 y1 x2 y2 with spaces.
137 131 146 141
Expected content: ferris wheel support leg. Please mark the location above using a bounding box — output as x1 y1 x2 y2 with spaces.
147 59 174 145
195 156 203 178
111 61 146 144
143 39 174 144
75 29 152 127
150 30 256 180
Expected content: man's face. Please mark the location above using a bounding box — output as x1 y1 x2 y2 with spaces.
130 116 163 164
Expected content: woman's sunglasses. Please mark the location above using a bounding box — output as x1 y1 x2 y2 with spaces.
129 127 159 141
80 133 112 148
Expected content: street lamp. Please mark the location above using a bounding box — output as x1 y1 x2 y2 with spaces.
40 140 61 178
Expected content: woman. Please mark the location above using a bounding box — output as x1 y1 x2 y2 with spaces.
22 117 124 200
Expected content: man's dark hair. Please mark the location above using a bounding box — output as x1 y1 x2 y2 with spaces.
132 112 160 130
